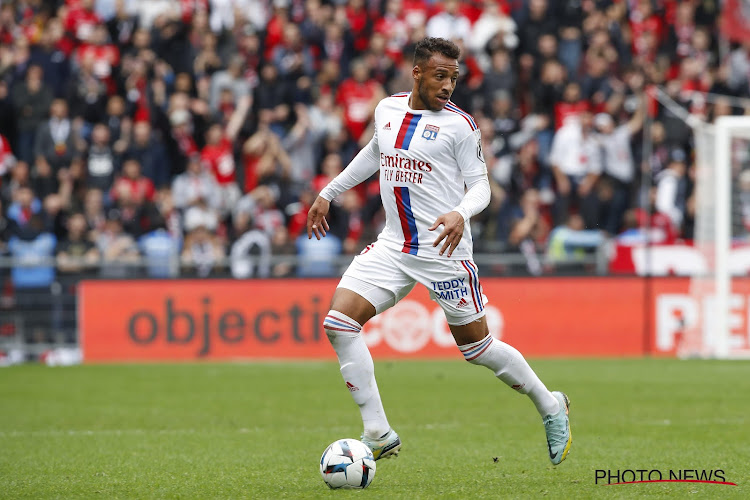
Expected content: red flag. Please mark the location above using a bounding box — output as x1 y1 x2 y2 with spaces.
720 0 750 43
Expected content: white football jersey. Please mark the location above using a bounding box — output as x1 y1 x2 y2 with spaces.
373 92 487 260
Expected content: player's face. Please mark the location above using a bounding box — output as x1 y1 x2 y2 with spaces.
413 54 459 111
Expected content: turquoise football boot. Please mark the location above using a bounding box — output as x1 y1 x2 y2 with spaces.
543 391 572 465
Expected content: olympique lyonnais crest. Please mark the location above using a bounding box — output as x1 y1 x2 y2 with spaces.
422 124 439 141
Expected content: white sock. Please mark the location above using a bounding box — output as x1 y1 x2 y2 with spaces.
459 334 560 417
324 310 390 439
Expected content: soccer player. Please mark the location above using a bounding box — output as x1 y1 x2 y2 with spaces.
307 37 572 465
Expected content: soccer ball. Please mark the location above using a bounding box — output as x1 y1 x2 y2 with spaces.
319 438 376 489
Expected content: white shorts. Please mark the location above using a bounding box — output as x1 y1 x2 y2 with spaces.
338 242 487 326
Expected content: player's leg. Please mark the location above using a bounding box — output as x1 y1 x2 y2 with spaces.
408 256 571 464
323 244 412 459
451 315 572 465
450 316 560 418
325 285 384 435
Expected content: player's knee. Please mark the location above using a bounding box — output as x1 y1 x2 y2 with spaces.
323 310 363 340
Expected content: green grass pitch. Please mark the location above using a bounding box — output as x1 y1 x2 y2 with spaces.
1 359 749 499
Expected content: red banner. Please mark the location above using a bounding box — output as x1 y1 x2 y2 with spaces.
80 278 648 362
79 277 750 362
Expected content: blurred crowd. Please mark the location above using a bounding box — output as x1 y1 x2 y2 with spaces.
1 0 750 282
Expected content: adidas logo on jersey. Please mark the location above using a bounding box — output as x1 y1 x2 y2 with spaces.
346 381 359 392
383 122 391 130
456 298 469 308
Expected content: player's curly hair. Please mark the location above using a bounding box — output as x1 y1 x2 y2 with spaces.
413 37 460 67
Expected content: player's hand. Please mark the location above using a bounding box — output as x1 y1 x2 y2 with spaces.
429 211 465 257
306 196 331 240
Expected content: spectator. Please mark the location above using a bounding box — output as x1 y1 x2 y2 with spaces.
336 59 385 144
269 225 296 277
0 131 16 176
209 55 252 113
593 97 645 235
75 24 120 93
96 209 140 277
322 20 355 80
65 0 102 45
339 0 367 52
126 120 171 188
110 157 156 212
241 112 292 193
30 18 70 98
549 109 602 228
295 228 341 277
516 0 556 57
508 189 549 275
34 99 78 175
7 186 41 229
727 41 750 97
308 91 343 146
171 154 221 212
82 188 107 240
181 220 225 278
41 193 66 240
7 214 57 342
230 228 272 279
546 213 605 264
153 188 183 242
139 216 180 278
655 148 689 232
469 0 518 62
66 49 109 124
253 64 291 121
200 96 250 215
281 103 322 189
374 0 410 65
104 96 131 156
193 31 224 78
426 0 471 43
56 212 100 274
86 123 117 192
10 65 53 164
272 23 315 82
235 185 285 237
507 137 554 206
482 50 516 100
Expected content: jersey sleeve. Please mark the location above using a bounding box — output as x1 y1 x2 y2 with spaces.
451 128 490 221
454 128 488 179
319 115 380 202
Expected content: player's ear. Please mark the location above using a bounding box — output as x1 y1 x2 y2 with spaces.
412 65 421 81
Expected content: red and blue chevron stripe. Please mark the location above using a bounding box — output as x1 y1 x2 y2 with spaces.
323 315 361 333
460 260 483 313
394 186 419 255
394 112 422 150
445 102 477 131
459 334 494 361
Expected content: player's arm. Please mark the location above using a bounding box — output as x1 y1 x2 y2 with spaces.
307 135 380 240
430 129 491 257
